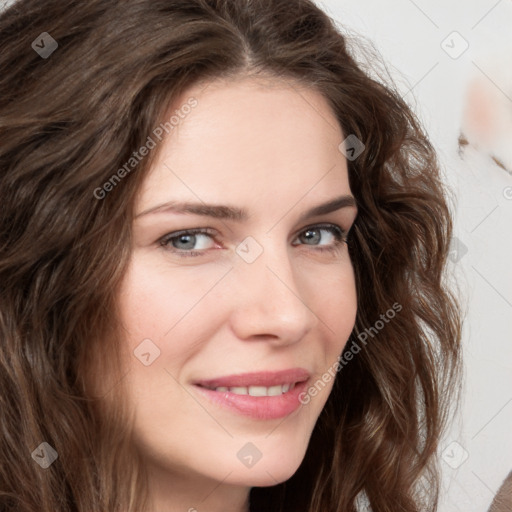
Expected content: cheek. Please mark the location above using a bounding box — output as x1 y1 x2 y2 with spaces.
314 261 357 354
117 256 228 344
298 267 356 413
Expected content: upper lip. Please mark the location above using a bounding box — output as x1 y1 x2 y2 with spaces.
194 368 310 389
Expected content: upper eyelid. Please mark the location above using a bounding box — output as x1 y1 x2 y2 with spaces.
292 223 346 241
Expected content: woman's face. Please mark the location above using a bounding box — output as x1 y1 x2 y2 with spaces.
116 76 358 500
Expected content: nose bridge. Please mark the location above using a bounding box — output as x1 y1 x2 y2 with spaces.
228 235 318 342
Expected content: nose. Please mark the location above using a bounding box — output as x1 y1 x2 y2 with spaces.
227 241 319 346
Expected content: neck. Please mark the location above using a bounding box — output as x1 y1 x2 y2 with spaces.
145 463 251 512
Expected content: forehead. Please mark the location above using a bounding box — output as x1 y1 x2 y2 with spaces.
136 76 349 210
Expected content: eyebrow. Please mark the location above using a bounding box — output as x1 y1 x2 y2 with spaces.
134 194 357 222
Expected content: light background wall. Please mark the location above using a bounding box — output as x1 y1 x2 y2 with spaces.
316 1 512 511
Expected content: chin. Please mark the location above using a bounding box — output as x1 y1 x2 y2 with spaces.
227 467 301 488
223 447 307 487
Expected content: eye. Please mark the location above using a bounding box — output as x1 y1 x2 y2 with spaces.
292 224 348 251
159 228 217 256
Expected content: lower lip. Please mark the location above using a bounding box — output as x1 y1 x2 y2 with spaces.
193 380 309 420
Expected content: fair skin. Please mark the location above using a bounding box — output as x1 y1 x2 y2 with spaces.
116 75 358 512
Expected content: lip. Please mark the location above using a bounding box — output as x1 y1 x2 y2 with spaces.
194 368 310 389
193 368 310 420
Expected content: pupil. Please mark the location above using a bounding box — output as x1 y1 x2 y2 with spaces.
303 229 320 244
175 234 195 250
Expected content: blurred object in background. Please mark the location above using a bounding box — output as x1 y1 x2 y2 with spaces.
459 52 512 175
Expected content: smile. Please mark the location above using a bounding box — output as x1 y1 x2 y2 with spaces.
193 368 310 420
198 383 297 396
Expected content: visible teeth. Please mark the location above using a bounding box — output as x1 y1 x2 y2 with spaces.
248 386 268 397
212 383 295 396
266 385 283 396
230 386 248 395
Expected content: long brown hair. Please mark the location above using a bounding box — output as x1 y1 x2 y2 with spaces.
0 0 461 510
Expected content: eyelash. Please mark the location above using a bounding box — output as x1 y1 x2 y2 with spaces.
158 223 349 258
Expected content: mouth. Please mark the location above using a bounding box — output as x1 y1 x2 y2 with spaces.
197 382 298 396
192 368 310 420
